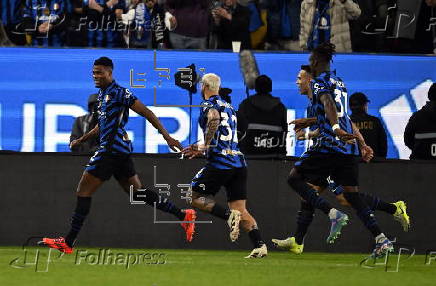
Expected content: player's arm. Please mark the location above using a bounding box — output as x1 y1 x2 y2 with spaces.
70 124 100 149
182 108 220 159
290 117 317 132
296 128 320 140
352 122 373 162
130 99 182 152
204 108 220 147
319 93 356 142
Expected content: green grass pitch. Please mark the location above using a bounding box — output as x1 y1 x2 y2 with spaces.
1 247 435 286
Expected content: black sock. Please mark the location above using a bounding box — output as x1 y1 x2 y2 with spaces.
343 192 382 237
294 201 315 245
248 228 265 248
135 188 185 220
65 196 92 247
211 204 231 220
359 193 396 215
288 175 332 215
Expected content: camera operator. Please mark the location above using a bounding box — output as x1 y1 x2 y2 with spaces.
212 0 251 50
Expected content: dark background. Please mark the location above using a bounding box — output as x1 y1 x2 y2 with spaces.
0 152 434 254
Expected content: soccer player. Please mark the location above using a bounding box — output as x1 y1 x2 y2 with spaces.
41 57 196 254
286 43 395 258
272 65 410 254
182 73 267 258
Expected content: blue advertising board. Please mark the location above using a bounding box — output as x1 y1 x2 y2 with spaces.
0 47 435 158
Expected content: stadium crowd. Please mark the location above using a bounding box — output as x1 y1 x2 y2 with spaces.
0 0 435 53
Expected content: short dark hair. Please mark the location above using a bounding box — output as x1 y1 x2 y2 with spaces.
312 42 336 63
429 83 436 101
94 57 113 69
255 75 272 94
300 65 312 75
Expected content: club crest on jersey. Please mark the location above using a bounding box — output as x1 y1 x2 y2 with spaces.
105 94 111 102
202 102 213 111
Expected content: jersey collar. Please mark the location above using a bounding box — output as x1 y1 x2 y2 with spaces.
100 80 116 93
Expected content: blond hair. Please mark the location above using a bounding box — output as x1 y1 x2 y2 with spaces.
201 73 221 93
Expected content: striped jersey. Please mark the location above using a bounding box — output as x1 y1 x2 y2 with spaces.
309 71 358 155
97 81 137 154
199 95 247 169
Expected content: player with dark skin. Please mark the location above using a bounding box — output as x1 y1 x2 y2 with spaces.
286 44 396 258
70 64 183 198
42 58 195 254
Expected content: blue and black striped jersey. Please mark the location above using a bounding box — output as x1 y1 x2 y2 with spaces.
199 95 247 169
97 81 137 154
309 71 358 156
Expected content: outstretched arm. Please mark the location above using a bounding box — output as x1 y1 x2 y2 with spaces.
130 99 182 151
182 108 220 159
290 117 317 132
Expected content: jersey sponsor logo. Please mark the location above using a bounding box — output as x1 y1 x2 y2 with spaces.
125 89 132 99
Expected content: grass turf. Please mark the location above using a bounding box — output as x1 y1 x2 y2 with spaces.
1 247 435 286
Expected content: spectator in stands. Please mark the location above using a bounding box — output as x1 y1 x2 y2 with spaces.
349 92 387 158
20 0 67 47
79 0 126 48
212 0 251 50
299 0 361 52
238 75 287 155
68 0 88 46
118 0 166 48
70 94 100 154
264 0 301 51
165 0 210 49
404 83 436 160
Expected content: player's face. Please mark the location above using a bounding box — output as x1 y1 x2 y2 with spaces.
92 65 112 88
296 70 311 95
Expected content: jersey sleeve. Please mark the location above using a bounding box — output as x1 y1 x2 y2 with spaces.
311 78 331 104
117 88 138 107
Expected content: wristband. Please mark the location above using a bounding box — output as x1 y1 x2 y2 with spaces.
332 124 340 131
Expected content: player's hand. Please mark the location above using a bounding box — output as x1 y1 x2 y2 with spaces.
165 136 183 152
361 145 374 163
182 144 206 159
70 138 83 150
290 118 313 132
334 128 357 143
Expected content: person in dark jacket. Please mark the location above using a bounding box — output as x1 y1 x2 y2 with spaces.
349 92 387 158
238 75 287 155
212 0 251 50
70 94 100 153
404 83 436 160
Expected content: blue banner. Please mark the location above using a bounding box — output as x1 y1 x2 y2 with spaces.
0 47 435 158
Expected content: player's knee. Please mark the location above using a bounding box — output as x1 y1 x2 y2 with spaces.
76 189 93 197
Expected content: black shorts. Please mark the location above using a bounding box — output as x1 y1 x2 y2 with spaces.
85 151 137 181
294 153 359 187
191 167 248 202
